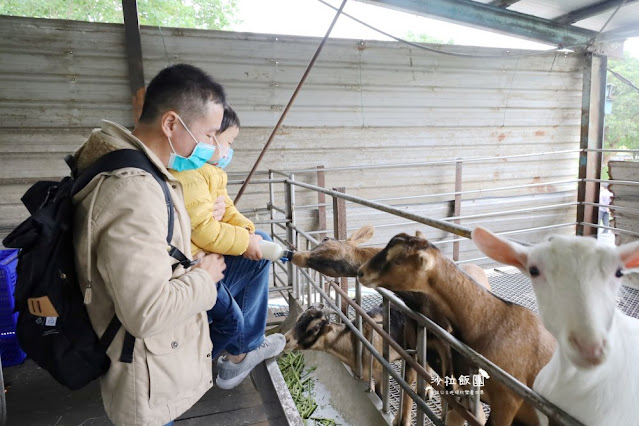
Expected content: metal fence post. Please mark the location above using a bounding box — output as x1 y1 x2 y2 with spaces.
453 159 463 261
333 187 348 316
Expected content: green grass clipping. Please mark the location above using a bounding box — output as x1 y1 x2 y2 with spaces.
278 351 340 426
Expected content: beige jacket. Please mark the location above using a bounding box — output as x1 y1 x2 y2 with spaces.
72 120 217 426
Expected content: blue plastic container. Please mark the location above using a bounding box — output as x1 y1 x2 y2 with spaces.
0 249 26 366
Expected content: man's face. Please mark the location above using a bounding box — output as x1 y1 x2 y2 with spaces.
172 101 224 158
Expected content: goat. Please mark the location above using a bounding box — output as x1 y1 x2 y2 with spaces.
357 231 556 426
472 227 639 426
290 225 490 425
284 304 430 426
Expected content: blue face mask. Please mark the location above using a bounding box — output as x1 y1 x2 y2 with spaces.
167 115 216 172
212 148 234 170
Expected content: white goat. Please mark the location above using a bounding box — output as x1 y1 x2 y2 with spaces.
472 227 639 426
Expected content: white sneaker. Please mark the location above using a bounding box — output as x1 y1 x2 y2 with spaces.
215 334 286 390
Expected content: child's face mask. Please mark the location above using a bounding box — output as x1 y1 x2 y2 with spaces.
210 134 234 170
167 115 216 172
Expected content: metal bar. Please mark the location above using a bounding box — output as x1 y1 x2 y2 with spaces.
291 180 472 238
416 326 427 426
355 277 363 379
577 53 607 236
285 177 296 299
233 0 348 205
333 187 349 316
360 0 597 47
489 0 520 7
375 288 584 426
276 149 580 174
382 299 391 414
577 53 593 236
453 159 462 261
369 179 578 203
317 166 327 241
555 0 639 24
121 0 145 124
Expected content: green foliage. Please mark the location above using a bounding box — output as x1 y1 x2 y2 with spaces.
605 55 639 157
403 30 454 45
1 0 240 30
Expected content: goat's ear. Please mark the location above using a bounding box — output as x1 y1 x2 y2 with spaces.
415 230 425 239
618 240 639 269
418 251 436 271
347 225 374 245
471 226 528 270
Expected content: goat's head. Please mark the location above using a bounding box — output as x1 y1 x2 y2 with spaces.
291 225 375 277
284 305 336 351
357 231 441 292
472 226 639 369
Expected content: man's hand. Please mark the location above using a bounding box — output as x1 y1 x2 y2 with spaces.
193 253 226 283
243 232 263 261
212 195 226 221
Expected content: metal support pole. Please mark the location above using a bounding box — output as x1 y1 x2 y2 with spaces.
355 277 363 379
453 159 463 261
382 298 391 414
285 176 297 298
416 326 428 426
333 187 349 316
317 166 327 241
122 0 145 125
577 53 607 236
234 0 349 205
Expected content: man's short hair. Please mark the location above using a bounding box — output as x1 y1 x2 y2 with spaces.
138 64 226 125
219 105 240 133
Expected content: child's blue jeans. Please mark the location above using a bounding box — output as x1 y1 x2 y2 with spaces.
207 230 272 358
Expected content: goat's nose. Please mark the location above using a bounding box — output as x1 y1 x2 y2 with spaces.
569 334 606 364
357 269 364 279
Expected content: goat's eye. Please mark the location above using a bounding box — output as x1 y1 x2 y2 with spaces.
616 268 624 278
529 266 540 277
322 237 330 242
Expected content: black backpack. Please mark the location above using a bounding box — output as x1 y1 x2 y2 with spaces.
2 149 193 390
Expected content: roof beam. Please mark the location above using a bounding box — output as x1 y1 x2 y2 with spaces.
555 0 639 25
488 0 521 8
360 0 598 47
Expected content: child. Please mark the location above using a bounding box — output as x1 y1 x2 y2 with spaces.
170 106 285 390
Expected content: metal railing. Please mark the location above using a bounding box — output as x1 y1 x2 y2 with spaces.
224 148 639 425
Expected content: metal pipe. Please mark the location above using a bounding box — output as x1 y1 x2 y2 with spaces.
382 299 391 414
234 0 349 204
416 326 428 426
289 180 472 238
275 149 580 174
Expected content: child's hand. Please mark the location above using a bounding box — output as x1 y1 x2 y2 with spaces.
212 195 226 221
194 253 226 283
243 232 263 261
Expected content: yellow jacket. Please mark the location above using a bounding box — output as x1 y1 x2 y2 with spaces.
170 164 255 256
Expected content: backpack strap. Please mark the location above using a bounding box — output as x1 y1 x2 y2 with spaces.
72 149 196 364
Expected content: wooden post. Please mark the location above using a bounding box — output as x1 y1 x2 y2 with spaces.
122 0 145 125
333 187 348 316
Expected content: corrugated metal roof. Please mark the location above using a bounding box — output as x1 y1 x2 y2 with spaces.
363 0 639 48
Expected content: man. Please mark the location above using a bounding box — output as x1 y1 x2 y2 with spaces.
72 64 228 425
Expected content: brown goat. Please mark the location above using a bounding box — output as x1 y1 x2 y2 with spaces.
291 225 490 425
357 232 556 426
